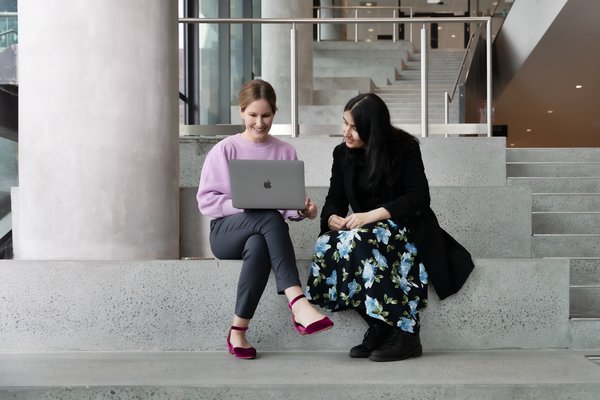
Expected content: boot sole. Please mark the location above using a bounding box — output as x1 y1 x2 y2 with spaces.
368 346 422 362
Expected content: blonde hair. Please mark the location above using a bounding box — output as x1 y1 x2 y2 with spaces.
238 79 277 113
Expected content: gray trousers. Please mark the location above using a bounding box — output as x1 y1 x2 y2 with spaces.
209 210 301 319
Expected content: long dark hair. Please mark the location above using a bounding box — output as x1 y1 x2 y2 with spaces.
344 93 419 186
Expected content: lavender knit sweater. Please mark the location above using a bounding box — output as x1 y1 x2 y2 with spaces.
197 134 303 220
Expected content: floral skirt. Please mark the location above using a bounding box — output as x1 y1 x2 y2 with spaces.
305 220 428 334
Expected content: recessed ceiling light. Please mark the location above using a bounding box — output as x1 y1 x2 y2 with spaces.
510 143 515 147
526 128 533 133
576 84 583 89
368 28 374 32
365 2 372 6
451 34 456 38
547 110 554 114
438 26 443 30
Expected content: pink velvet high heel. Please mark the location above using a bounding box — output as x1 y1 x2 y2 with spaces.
226 326 257 359
288 294 334 335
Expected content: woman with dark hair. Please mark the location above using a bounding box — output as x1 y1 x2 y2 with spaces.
197 79 333 360
305 93 474 362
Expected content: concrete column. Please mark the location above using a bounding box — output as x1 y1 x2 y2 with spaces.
17 0 179 259
319 0 348 41
261 0 313 123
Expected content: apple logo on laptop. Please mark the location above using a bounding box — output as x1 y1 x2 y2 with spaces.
263 180 272 189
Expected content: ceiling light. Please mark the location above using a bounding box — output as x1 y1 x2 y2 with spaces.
547 110 554 114
438 26 443 30
368 28 374 32
451 34 456 38
526 128 533 133
365 2 373 6
576 84 583 89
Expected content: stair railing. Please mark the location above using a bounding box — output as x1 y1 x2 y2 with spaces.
444 26 480 129
179 16 492 138
314 5 414 43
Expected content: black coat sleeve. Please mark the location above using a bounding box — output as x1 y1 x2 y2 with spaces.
320 144 350 235
379 141 431 224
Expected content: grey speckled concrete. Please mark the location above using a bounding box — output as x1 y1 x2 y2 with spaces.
570 258 600 281
532 193 600 212
533 235 600 258
180 185 532 260
570 318 600 349
1 350 600 400
0 258 568 352
180 136 507 188
508 177 600 193
507 162 600 177
532 212 600 234
571 287 600 317
506 148 600 163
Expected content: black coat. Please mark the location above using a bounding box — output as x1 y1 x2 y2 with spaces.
320 140 474 300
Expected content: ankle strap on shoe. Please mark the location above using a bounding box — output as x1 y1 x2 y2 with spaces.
288 294 306 309
230 326 248 332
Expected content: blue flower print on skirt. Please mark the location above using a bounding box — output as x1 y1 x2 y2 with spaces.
305 220 428 334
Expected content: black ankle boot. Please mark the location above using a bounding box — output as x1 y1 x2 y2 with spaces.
368 329 422 362
349 323 393 358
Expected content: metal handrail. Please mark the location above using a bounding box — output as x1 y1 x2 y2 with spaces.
314 5 414 43
0 29 17 39
444 28 479 125
179 16 493 138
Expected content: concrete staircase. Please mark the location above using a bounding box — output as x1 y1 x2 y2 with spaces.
2 41 600 399
507 147 600 349
311 41 464 125
376 49 465 124
2 137 600 398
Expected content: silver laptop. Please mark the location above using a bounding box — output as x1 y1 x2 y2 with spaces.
229 159 306 210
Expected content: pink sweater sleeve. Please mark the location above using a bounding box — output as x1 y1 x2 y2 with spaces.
196 143 242 218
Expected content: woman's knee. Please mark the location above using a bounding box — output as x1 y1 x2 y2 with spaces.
243 234 269 261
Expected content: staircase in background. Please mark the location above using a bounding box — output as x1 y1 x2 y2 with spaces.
507 148 600 337
376 49 465 124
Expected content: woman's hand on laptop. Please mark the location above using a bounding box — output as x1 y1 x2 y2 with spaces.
299 197 318 220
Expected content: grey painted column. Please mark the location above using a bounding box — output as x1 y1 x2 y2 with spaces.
17 0 179 259
320 0 348 41
261 0 313 123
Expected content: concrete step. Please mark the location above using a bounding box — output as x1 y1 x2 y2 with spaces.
570 260 600 319
314 56 404 70
314 66 399 86
181 185 532 260
507 148 600 163
180 136 508 188
532 193 600 212
570 318 600 349
1 350 599 400
0 258 570 352
571 286 600 318
570 258 600 283
313 40 412 52
532 212 600 234
507 177 600 193
532 235 600 257
313 77 375 93
507 162 600 177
